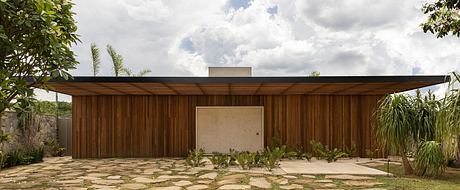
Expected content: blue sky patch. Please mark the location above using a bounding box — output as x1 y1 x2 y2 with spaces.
227 0 252 10
180 37 196 53
267 5 278 15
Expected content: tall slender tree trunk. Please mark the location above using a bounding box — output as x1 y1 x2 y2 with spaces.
401 149 414 175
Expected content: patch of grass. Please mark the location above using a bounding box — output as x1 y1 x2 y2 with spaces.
370 163 460 190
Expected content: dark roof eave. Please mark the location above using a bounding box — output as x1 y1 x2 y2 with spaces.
40 75 451 84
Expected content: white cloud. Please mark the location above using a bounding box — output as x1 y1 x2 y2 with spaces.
36 0 460 101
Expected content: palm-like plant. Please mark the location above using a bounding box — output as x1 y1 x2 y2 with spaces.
90 43 101 76
373 94 416 175
413 90 439 141
436 72 460 161
105 44 151 77
138 69 152 76
106 44 124 77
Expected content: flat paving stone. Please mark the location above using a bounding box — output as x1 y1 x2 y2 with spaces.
249 177 272 189
279 184 304 189
218 184 251 189
301 174 316 179
325 174 375 180
121 183 148 189
56 179 84 184
280 160 390 176
217 178 242 185
87 173 111 177
342 180 383 187
173 180 193 186
267 176 288 185
186 185 209 190
314 179 333 183
107 175 122 180
157 175 189 179
92 179 124 185
283 175 297 179
133 177 157 183
199 172 218 179
149 186 181 190
221 174 246 180
87 184 118 189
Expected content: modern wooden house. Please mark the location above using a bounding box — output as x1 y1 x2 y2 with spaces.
43 68 449 158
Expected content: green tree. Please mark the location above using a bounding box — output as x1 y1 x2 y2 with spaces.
437 73 460 161
421 0 460 38
374 94 417 175
0 0 79 114
374 91 441 175
90 43 101 76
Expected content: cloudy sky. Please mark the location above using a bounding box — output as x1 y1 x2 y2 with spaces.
38 0 460 101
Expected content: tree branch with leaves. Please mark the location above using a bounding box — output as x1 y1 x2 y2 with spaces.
0 0 79 114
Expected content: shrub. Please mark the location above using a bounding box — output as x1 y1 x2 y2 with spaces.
210 152 230 169
248 151 264 168
44 139 66 157
284 146 313 161
186 149 206 167
228 148 239 166
344 143 357 158
310 140 326 159
262 146 286 171
235 151 255 170
324 148 347 163
29 147 44 163
310 140 346 162
415 141 445 177
4 150 22 167
0 151 6 170
365 148 380 160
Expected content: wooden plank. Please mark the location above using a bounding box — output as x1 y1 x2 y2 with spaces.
72 95 384 158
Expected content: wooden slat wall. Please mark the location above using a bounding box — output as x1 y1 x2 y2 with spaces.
72 95 383 158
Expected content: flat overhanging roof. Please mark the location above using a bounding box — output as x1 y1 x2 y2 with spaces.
37 75 450 96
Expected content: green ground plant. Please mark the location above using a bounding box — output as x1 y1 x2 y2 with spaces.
186 149 206 167
235 151 255 170
310 140 346 162
344 142 357 158
262 145 286 171
209 152 230 169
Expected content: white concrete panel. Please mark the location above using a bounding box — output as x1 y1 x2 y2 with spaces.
196 106 263 153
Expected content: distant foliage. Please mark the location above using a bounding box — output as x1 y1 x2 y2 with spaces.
35 100 72 117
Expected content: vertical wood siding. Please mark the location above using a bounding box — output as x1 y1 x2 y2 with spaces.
72 95 383 158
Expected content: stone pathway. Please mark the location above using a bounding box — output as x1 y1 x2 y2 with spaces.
0 157 389 189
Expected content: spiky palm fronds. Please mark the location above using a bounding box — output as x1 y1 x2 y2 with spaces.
374 94 415 152
413 90 439 141
436 72 460 159
138 69 151 76
373 94 417 174
121 68 132 76
415 141 445 177
90 43 101 76
106 44 124 77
